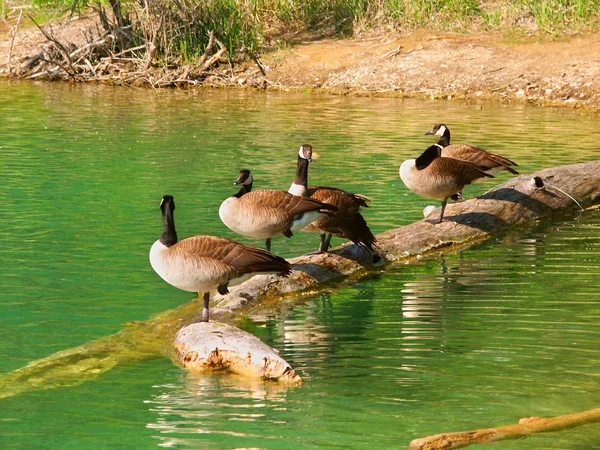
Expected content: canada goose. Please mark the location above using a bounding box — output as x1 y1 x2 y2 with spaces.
150 195 292 322
399 145 494 224
425 124 519 175
288 144 376 254
219 170 337 252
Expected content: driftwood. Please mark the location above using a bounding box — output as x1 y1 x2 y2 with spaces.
409 408 600 449
175 322 301 383
16 15 230 87
6 7 23 76
0 160 598 399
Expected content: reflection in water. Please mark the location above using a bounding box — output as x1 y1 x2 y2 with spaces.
2 81 600 449
146 373 295 447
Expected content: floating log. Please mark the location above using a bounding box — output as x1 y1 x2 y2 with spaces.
409 408 600 449
0 160 598 398
174 322 301 383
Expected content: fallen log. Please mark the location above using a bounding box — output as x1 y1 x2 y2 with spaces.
208 159 600 321
408 408 600 449
0 160 598 398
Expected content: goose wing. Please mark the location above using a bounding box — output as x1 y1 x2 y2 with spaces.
305 186 376 250
307 186 371 211
443 144 519 173
242 189 337 216
175 235 291 276
433 157 495 186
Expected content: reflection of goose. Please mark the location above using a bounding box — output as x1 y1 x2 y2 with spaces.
400 145 493 223
219 170 337 252
288 144 376 254
425 123 519 176
150 195 292 322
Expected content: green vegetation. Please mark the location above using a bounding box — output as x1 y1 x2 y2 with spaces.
6 0 600 63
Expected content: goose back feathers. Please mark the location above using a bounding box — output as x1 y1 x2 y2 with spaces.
400 145 493 223
219 170 337 250
426 123 519 175
150 234 291 293
400 145 493 201
150 195 291 321
289 144 376 253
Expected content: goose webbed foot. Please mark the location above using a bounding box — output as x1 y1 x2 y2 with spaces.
320 233 332 252
427 199 447 224
450 192 464 202
308 233 333 254
436 199 448 224
217 283 229 295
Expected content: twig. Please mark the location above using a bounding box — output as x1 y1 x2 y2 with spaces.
29 17 76 79
377 45 403 61
6 8 23 76
483 66 505 75
111 43 147 58
198 30 215 66
200 46 227 72
250 53 266 76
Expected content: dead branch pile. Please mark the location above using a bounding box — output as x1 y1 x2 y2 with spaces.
13 1 267 87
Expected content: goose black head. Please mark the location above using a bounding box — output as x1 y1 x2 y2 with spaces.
299 144 313 162
234 169 253 186
415 145 442 170
425 124 448 137
160 195 175 212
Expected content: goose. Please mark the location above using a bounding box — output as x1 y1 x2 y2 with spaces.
288 144 376 254
425 123 519 176
399 145 494 224
219 170 337 252
150 195 292 322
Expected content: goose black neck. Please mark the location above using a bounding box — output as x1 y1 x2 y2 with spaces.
160 203 178 247
437 128 450 147
234 183 252 198
294 156 310 188
415 145 441 170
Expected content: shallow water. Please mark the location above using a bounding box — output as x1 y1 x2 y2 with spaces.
1 80 599 448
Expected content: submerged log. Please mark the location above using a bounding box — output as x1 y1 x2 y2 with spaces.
409 408 600 449
174 322 301 383
0 160 598 398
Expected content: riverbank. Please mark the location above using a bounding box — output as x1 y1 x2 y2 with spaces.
2 13 600 111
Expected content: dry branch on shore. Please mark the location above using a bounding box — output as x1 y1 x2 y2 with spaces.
7 2 265 88
17 20 230 86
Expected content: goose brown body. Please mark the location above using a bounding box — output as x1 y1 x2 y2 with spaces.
150 235 291 293
426 124 519 175
219 170 337 251
288 144 376 253
400 145 494 223
150 195 291 321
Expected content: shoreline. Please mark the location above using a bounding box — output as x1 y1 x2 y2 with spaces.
2 15 600 112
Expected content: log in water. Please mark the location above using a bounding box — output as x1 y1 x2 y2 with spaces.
174 322 302 383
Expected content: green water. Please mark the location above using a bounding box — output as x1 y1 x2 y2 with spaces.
1 80 599 449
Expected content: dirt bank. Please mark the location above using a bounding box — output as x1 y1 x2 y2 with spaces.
253 32 600 110
2 15 600 111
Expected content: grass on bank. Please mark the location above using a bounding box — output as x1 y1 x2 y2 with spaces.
4 0 600 64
